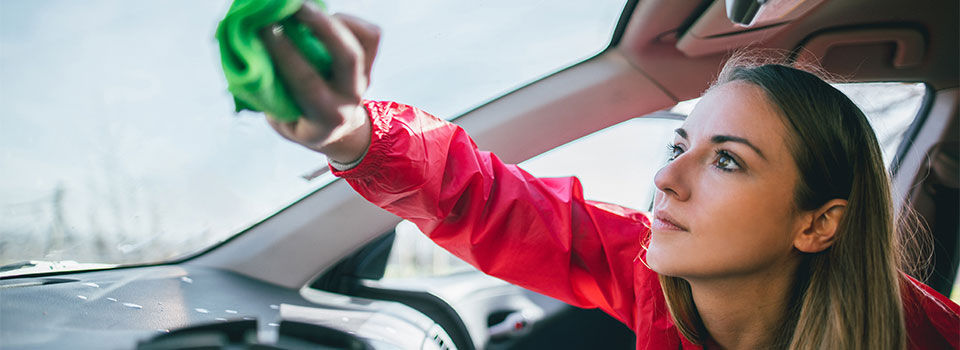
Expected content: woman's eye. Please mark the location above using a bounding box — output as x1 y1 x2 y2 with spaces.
666 144 684 161
714 150 741 171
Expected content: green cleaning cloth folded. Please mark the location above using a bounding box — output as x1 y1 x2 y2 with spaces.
216 0 332 122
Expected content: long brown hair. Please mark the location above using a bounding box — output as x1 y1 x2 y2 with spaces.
658 56 910 349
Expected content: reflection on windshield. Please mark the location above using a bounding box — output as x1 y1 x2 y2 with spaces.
0 0 626 274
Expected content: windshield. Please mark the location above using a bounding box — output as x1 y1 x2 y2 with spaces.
0 0 628 275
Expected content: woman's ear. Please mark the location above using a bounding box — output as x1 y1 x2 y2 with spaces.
793 199 847 253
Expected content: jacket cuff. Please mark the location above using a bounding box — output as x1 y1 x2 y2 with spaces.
329 100 397 179
327 143 368 171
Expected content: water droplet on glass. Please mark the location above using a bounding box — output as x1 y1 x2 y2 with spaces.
82 282 100 288
117 243 136 254
77 295 88 300
225 309 238 314
107 297 118 302
268 304 279 310
194 308 209 314
267 322 279 327
180 276 193 284
122 303 143 309
242 316 255 320
215 317 227 321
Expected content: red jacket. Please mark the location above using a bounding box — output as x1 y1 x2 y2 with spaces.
332 100 960 349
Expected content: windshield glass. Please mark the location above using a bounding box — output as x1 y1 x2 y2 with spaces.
0 0 627 274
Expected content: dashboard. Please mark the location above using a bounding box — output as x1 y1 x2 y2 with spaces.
0 265 454 349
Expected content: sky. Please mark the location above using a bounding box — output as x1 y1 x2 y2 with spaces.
0 0 627 265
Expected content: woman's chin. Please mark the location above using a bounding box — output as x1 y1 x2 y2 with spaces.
644 244 670 275
645 240 692 277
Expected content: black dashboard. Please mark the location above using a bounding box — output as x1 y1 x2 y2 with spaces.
0 265 454 349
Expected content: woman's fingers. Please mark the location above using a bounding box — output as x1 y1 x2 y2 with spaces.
333 13 380 87
295 2 366 96
260 26 332 119
266 115 296 141
259 4 374 156
268 113 336 152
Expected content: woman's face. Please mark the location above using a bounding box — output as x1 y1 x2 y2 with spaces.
646 81 806 280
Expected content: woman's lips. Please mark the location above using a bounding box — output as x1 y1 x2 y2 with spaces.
652 211 688 231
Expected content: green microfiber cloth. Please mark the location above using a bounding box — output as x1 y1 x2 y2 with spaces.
216 0 332 122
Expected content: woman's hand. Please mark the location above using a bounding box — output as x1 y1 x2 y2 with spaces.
260 2 380 163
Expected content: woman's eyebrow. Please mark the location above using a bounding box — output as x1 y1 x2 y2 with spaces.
711 135 767 160
675 128 767 161
673 128 767 160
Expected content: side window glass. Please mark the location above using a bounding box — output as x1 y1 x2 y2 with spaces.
383 220 476 279
518 113 684 210
833 82 926 167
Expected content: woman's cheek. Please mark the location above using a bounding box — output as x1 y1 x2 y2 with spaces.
646 181 756 277
690 187 797 277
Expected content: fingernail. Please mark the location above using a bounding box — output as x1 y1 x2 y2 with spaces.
271 24 284 36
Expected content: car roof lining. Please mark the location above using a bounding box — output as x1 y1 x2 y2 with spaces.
618 0 959 102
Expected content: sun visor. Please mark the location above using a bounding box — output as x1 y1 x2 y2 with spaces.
676 0 826 57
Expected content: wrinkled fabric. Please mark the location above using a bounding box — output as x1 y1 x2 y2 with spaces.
334 100 960 349
216 0 331 122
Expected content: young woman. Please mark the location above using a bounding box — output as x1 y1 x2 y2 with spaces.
258 4 959 349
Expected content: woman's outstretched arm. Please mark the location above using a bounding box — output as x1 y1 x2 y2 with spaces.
333 100 651 328
260 3 655 329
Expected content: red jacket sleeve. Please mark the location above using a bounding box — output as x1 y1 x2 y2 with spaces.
901 275 960 349
332 100 651 328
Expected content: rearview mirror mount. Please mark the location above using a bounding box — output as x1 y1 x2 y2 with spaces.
725 0 818 27
725 0 766 26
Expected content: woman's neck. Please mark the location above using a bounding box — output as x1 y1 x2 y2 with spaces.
687 263 799 350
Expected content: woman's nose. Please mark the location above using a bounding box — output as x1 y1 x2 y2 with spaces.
654 156 691 202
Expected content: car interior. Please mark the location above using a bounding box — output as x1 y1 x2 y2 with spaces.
1 0 956 349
